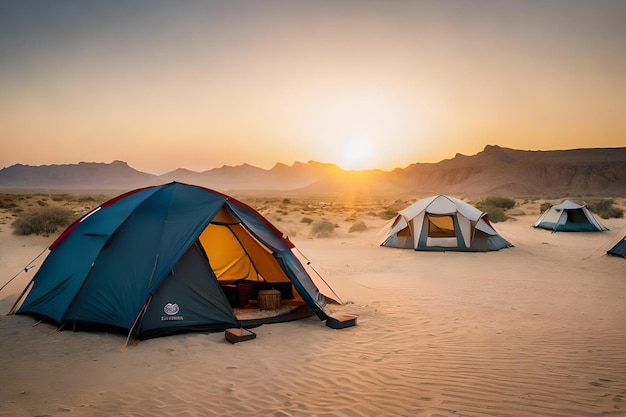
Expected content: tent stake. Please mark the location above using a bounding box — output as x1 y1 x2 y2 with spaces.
49 323 65 334
32 317 46 327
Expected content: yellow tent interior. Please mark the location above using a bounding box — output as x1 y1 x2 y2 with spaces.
199 207 306 312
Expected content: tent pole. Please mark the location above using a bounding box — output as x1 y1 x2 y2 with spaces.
50 322 66 334
119 295 152 352
231 226 267 282
120 252 159 351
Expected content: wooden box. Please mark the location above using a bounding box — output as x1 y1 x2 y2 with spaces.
225 327 256 344
326 313 358 329
257 289 281 310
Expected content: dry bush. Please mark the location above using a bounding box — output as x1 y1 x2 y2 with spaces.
311 220 337 237
349 221 368 233
586 198 624 219
12 207 76 236
379 210 397 220
475 196 516 223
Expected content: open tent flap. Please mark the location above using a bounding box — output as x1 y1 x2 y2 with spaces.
197 205 329 319
198 206 301 303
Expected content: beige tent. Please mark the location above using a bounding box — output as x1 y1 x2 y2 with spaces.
377 195 512 252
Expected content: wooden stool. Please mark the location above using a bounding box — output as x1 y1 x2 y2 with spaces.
257 289 281 310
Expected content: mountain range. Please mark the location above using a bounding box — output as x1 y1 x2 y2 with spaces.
1 145 624 197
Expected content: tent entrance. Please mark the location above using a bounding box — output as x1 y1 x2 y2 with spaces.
565 209 589 224
556 209 600 231
197 212 308 321
426 214 458 247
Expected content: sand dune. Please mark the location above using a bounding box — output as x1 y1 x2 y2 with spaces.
1 206 625 416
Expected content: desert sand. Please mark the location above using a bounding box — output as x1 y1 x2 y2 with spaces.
1 197 626 417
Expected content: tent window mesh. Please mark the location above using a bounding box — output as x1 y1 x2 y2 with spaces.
428 215 455 237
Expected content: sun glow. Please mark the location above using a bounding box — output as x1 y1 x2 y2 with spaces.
340 139 376 170
299 87 427 170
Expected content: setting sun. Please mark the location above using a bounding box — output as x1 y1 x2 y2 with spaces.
340 139 376 170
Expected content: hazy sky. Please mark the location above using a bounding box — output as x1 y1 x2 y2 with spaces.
1 1 625 173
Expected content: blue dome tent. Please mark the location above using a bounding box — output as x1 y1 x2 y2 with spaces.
11 183 336 340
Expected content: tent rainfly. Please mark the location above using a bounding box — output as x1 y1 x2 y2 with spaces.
532 200 608 232
377 195 513 252
10 182 337 340
607 236 626 258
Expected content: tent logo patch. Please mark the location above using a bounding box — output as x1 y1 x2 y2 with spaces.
163 303 180 315
161 303 183 321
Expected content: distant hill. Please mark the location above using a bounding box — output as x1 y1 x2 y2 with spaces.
158 160 343 191
0 160 161 190
391 146 626 197
1 146 625 196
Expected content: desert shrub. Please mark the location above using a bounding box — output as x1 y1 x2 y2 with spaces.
474 196 515 222
51 194 70 202
602 207 624 219
311 220 337 236
78 195 97 203
539 202 552 213
484 206 507 223
12 207 76 236
301 217 314 224
0 197 18 209
348 221 368 233
476 196 515 210
37 199 48 207
379 210 397 220
586 198 624 219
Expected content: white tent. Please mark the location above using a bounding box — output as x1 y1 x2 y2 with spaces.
377 195 513 252
533 200 608 232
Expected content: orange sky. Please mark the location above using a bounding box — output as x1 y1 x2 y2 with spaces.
1 1 625 174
